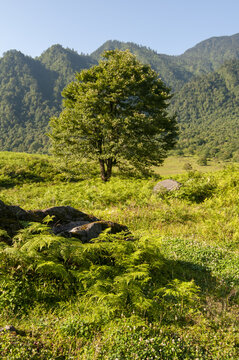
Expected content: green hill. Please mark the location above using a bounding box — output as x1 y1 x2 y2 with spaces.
171 59 239 160
0 46 96 153
180 33 239 74
91 40 193 91
91 34 239 90
0 50 56 153
0 33 239 155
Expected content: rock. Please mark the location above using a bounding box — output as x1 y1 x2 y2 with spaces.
28 206 99 225
153 179 182 193
0 200 36 243
0 218 22 244
70 221 128 243
0 325 17 333
0 200 30 220
0 201 128 244
52 220 90 236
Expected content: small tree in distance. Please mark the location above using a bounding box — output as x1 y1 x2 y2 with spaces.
49 50 178 181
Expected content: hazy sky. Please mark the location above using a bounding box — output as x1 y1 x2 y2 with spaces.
0 0 239 58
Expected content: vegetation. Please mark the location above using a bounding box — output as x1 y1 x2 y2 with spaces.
0 152 238 359
171 59 239 160
0 46 96 153
50 50 177 181
1 33 239 158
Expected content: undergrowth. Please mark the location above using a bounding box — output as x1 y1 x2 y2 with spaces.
0 153 239 359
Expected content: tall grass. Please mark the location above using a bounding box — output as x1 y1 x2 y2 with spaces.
0 153 238 359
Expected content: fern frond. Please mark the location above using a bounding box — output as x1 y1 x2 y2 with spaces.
36 261 71 282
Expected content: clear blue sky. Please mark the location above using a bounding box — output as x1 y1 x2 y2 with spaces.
0 0 239 58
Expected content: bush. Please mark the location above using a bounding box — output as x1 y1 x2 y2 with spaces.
173 171 217 203
183 163 193 171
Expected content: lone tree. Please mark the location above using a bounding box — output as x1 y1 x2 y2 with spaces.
50 50 178 181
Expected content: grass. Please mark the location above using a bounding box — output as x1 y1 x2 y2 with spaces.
153 155 224 176
0 152 239 359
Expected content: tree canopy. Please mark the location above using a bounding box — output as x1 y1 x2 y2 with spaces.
49 50 177 181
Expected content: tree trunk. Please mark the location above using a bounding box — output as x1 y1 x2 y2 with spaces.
99 158 113 182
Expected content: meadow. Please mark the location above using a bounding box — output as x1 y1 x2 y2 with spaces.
0 151 238 359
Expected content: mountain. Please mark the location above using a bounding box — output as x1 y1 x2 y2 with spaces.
0 46 96 152
91 40 193 91
171 59 239 160
37 44 97 103
0 50 55 152
91 34 239 90
180 33 239 74
0 34 239 156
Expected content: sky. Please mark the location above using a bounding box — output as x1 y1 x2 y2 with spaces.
0 0 239 58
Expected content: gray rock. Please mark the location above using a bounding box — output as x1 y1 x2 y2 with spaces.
70 221 128 243
153 179 182 193
0 325 17 333
0 201 128 243
70 222 107 242
52 220 90 236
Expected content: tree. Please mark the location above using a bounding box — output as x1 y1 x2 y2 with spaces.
49 50 178 181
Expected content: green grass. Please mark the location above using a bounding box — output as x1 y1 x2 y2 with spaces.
0 152 239 359
154 155 225 176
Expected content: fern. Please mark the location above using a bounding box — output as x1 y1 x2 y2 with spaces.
36 261 71 282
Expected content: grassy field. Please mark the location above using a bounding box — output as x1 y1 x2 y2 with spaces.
0 152 238 359
154 155 224 176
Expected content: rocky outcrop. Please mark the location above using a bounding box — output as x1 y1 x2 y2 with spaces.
0 200 32 220
0 201 128 243
28 206 98 223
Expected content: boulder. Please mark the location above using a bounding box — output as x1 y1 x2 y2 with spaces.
0 201 128 243
69 221 128 243
0 200 31 220
28 206 99 224
153 179 182 193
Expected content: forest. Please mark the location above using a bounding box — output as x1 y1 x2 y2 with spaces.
0 33 239 158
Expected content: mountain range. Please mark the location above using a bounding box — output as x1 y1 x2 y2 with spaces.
0 33 239 159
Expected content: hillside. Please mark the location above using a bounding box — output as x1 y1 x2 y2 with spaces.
0 50 55 153
180 32 239 74
91 33 239 89
91 40 193 91
0 33 239 155
0 46 96 153
171 59 239 160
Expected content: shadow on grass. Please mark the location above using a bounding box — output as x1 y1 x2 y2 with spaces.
166 258 216 293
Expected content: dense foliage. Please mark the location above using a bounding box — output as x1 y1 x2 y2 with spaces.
50 50 177 181
171 59 239 160
1 34 239 156
0 152 238 358
0 46 96 153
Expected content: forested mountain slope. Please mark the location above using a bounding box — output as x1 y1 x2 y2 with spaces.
92 34 239 90
0 50 55 152
37 45 97 103
0 46 96 152
0 33 239 155
91 40 193 91
180 33 239 74
171 59 239 160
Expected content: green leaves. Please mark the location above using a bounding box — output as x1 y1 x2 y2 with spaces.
50 49 177 181
0 219 201 323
